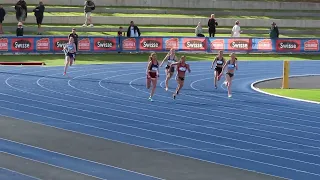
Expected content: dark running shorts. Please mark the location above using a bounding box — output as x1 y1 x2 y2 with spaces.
148 72 157 79
67 52 75 59
215 66 222 74
166 65 175 73
226 72 234 78
178 76 185 81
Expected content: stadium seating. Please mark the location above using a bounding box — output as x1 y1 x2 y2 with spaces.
1 0 320 37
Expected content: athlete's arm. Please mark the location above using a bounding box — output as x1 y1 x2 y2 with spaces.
170 62 179 68
157 61 160 77
146 61 152 76
235 58 238 70
187 64 191 73
160 53 169 67
211 58 216 69
219 63 227 77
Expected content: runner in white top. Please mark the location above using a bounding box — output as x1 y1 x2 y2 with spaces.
160 48 178 91
231 20 242 37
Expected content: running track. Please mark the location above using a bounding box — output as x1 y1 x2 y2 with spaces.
0 60 320 180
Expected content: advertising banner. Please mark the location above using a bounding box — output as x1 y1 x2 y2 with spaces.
275 39 302 52
139 37 163 51
121 38 137 51
11 38 34 52
180 37 207 51
0 36 319 54
93 37 117 52
0 38 9 51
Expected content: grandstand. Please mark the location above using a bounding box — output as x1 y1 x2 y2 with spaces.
1 0 320 37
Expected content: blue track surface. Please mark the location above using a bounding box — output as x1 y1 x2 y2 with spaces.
0 168 40 180
0 61 320 180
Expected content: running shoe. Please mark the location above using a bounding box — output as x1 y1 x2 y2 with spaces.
148 97 153 102
228 94 232 98
173 94 176 99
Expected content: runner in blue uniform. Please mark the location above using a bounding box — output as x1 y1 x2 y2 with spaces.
211 50 226 89
63 36 76 75
146 52 159 101
219 52 238 97
160 48 178 91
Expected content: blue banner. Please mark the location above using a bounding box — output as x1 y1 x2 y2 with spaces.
0 36 319 54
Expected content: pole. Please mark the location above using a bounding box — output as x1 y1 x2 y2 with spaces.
282 60 289 89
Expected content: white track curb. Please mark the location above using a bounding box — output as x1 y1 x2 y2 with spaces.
251 74 320 105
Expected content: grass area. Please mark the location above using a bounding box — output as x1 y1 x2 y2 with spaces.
6 12 320 20
4 5 319 13
261 89 320 102
4 23 320 31
3 31 320 38
0 54 318 66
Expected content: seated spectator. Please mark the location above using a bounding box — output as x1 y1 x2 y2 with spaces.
83 0 95 27
16 22 23 36
270 22 279 39
15 0 27 23
33 1 45 35
0 5 5 34
195 22 205 37
127 21 140 37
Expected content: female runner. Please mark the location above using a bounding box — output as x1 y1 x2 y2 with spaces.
146 52 159 102
210 50 226 89
63 36 76 75
219 52 238 98
170 56 191 99
160 48 178 91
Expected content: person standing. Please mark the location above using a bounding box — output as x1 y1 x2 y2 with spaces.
207 14 218 37
68 28 79 64
16 22 23 36
127 21 141 38
83 0 95 27
15 0 27 23
33 1 45 35
269 22 279 39
0 5 6 34
231 20 242 37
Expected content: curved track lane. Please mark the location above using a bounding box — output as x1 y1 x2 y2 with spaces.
0 61 319 180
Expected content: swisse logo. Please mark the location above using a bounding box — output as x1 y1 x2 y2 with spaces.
56 40 68 48
142 40 160 48
14 40 31 49
230 41 248 49
185 40 203 48
279 42 298 49
96 40 113 48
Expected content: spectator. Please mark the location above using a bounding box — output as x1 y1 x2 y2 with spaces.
16 22 23 36
207 14 218 37
15 0 27 23
231 20 242 37
33 1 45 35
127 21 140 37
195 22 204 37
0 5 5 34
83 0 95 27
269 22 279 39
68 28 79 64
117 26 124 53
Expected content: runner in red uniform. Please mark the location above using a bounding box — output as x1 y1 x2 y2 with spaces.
146 52 159 101
170 56 191 99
